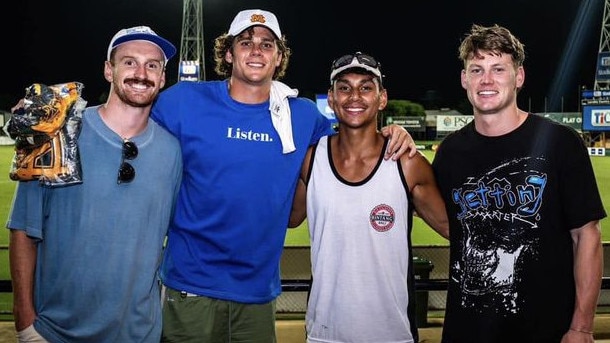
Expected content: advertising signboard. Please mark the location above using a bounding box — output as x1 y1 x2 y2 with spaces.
540 112 581 131
596 52 610 82
386 116 426 132
582 105 610 132
436 115 474 132
316 94 337 124
179 61 200 82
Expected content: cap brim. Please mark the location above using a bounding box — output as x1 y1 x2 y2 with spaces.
112 33 177 61
330 64 382 84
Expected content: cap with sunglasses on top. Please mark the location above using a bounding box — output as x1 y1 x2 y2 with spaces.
228 9 282 39
330 52 383 85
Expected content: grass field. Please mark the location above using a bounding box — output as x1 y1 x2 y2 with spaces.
0 145 607 248
285 149 610 246
0 144 15 318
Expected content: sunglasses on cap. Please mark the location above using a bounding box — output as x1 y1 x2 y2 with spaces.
332 52 380 70
330 52 382 84
117 139 138 184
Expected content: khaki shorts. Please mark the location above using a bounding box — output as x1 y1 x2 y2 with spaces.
161 286 277 343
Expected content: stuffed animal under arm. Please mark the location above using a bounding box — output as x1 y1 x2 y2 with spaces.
5 81 86 187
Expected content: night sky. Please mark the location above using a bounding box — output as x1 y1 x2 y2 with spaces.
2 0 605 113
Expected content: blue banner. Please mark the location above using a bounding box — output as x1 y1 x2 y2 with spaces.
582 105 610 132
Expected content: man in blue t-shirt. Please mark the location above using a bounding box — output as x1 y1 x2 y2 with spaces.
8 26 182 343
153 8 417 342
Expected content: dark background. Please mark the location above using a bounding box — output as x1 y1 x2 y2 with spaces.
1 0 605 113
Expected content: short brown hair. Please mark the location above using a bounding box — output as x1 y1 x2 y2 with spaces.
458 24 525 68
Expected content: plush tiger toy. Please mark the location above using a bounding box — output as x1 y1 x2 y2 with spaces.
6 82 86 187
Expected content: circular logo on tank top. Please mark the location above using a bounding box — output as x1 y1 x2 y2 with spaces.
369 204 395 232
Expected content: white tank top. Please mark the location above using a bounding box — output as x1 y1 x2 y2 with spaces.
306 135 416 343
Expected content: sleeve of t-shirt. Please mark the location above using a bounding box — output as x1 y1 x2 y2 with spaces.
308 102 336 146
558 125 607 228
6 181 45 240
151 83 184 135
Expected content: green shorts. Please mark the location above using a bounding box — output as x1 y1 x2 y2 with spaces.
161 287 277 343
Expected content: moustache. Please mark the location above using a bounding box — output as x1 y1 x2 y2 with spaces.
124 78 155 88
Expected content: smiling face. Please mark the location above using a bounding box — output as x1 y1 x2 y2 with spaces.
328 70 387 130
105 40 167 108
461 50 524 116
225 26 282 86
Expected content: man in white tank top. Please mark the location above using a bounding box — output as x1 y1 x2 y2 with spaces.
289 52 449 343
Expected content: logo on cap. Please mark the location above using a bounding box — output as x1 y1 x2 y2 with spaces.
228 9 282 39
250 14 267 25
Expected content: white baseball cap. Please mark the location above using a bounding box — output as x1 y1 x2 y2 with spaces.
228 9 282 39
107 26 176 63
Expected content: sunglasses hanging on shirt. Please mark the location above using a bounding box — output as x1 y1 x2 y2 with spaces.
117 139 138 184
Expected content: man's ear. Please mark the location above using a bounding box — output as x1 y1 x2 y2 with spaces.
327 89 337 112
379 89 388 110
103 61 113 82
460 69 468 90
516 66 525 89
225 49 233 64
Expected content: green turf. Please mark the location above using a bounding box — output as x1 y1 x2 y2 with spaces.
0 145 14 318
0 144 607 247
285 149 610 246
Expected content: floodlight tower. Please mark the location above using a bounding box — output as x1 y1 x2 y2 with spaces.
594 0 610 90
179 0 205 81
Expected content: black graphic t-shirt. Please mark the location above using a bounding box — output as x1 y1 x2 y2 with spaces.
432 114 607 342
